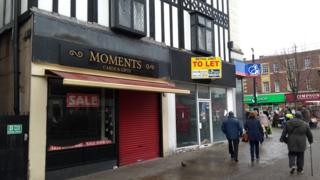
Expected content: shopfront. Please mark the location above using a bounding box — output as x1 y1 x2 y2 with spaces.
286 92 320 107
171 51 236 148
25 11 189 178
244 93 286 112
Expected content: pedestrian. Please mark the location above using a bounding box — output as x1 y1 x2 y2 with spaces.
280 111 313 174
301 107 311 124
272 110 280 127
259 111 270 138
245 111 264 162
221 111 243 162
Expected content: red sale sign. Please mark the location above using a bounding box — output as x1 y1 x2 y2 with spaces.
66 93 100 107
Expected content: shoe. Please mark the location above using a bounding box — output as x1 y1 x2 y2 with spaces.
297 170 304 174
290 167 296 174
251 158 254 162
234 159 239 162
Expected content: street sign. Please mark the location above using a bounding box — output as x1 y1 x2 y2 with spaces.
7 124 23 135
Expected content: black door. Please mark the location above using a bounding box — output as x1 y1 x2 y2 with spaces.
0 115 29 180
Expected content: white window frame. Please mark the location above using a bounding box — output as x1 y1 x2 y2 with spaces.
261 64 269 75
263 81 270 93
273 63 279 72
274 82 280 92
304 58 311 69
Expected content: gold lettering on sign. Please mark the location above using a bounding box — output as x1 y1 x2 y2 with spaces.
69 50 84 58
89 51 143 70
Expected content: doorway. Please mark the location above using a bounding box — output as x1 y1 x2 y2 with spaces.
198 101 212 145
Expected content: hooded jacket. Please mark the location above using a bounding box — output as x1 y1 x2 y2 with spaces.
280 118 313 152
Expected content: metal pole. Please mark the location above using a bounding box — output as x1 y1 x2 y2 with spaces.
310 144 313 176
251 48 257 107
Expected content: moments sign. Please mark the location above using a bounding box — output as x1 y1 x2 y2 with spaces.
61 44 159 77
191 57 222 79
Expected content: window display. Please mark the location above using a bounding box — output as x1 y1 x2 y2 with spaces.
176 83 198 147
47 79 115 151
211 87 227 141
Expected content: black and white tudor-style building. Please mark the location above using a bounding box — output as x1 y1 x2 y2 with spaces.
0 0 243 179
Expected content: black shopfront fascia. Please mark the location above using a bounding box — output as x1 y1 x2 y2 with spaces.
170 49 236 87
31 11 170 78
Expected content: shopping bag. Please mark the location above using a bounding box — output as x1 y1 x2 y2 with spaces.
266 126 272 134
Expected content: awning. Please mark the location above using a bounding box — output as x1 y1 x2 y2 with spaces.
48 70 190 94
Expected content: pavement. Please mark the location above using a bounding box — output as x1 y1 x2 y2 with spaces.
70 128 320 180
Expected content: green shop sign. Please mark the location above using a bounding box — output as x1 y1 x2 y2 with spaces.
7 124 23 135
244 93 285 104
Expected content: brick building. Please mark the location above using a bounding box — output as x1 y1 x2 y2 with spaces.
243 49 320 111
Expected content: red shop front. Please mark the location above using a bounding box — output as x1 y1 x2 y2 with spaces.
286 92 320 105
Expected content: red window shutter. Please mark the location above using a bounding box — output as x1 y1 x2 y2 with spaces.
119 90 160 166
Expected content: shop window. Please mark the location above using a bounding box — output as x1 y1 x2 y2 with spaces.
47 79 115 152
110 0 146 37
198 85 210 99
211 87 227 142
176 83 198 147
191 13 213 55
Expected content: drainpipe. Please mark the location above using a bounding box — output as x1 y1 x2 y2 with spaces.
13 0 20 115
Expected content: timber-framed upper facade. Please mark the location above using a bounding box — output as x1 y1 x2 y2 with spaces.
0 0 230 61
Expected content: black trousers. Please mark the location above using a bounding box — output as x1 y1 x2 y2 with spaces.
288 151 305 171
249 140 260 160
228 139 239 160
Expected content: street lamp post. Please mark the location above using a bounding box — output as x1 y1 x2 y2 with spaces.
251 48 257 107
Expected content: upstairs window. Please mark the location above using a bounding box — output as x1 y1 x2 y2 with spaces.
287 58 296 70
261 64 269 74
304 58 311 69
306 79 312 91
191 13 213 55
111 0 146 37
272 63 279 72
263 81 270 92
274 82 280 92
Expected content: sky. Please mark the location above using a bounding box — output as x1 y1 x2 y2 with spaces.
238 0 320 60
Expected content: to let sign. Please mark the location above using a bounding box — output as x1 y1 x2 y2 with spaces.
67 93 100 107
191 57 222 79
7 124 23 135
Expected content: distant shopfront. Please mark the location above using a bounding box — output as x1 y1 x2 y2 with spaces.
286 92 320 107
244 93 286 111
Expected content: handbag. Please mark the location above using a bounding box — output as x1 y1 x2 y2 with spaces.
242 133 249 142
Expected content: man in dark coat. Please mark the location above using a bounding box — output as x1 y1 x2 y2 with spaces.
221 111 243 162
280 111 313 174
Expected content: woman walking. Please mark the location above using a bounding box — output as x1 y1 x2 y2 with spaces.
245 112 264 162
